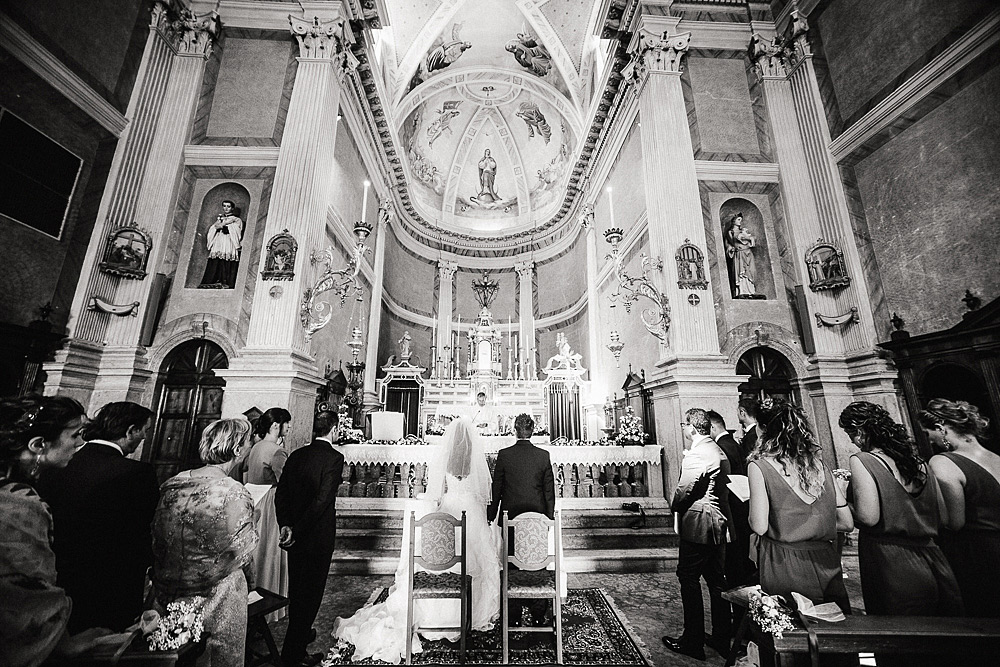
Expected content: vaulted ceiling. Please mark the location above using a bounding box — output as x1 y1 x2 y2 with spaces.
363 0 628 249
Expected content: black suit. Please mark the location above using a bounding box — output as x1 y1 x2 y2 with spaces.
716 432 756 629
487 439 556 623
739 424 758 461
487 439 555 523
38 442 159 632
275 438 344 663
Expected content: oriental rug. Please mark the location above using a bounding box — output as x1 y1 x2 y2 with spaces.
321 587 653 666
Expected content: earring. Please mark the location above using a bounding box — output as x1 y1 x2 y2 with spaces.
939 427 953 452
29 453 42 479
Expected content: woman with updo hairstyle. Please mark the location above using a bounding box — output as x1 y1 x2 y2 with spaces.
747 398 853 617
0 396 112 666
839 402 962 664
152 418 259 666
919 398 1000 617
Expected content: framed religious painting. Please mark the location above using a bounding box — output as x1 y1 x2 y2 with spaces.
260 229 297 281
99 225 151 279
805 239 850 291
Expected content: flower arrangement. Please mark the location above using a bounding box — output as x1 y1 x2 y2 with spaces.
616 406 647 445
147 598 204 651
749 592 796 638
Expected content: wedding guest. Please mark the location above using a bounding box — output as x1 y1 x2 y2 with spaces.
276 410 345 667
151 419 259 667
244 407 291 485
748 399 852 614
920 398 1000 617
0 396 111 667
38 401 159 633
737 397 760 461
707 410 755 632
664 408 732 661
840 402 962 666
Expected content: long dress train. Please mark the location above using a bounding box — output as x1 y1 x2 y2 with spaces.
332 481 501 663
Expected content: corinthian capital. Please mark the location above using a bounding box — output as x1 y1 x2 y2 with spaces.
626 30 692 91
289 15 358 77
786 10 813 64
438 260 458 281
160 3 220 58
515 261 535 280
579 203 595 231
749 32 789 79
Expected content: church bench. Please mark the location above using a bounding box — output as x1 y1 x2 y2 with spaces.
771 615 1000 666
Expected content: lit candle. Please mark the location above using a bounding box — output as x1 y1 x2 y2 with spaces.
607 186 614 227
361 180 371 222
508 315 512 346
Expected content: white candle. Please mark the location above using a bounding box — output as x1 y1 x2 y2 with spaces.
607 186 614 227
361 180 371 222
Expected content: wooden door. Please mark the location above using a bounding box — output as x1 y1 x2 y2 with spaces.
149 340 228 483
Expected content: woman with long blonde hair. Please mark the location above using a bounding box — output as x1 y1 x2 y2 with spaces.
747 398 853 614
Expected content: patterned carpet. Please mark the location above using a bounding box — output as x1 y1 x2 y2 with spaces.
321 588 653 666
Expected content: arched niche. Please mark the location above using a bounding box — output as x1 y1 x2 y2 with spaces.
719 198 775 300
736 345 798 404
184 182 252 288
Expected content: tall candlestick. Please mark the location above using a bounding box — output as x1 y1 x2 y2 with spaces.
361 180 370 222
607 186 615 227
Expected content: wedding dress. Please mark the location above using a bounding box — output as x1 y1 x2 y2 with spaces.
332 419 502 663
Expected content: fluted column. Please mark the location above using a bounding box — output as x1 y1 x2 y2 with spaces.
515 260 535 377
220 15 354 447
363 199 390 405
581 204 605 437
628 16 719 358
435 261 458 378
783 13 878 353
45 1 180 407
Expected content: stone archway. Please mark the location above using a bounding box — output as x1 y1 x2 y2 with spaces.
735 346 799 404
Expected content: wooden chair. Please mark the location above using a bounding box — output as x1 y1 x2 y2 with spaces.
501 510 563 664
404 510 471 664
245 587 288 667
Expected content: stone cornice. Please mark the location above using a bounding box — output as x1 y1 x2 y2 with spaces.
830 8 1000 163
694 160 779 183
183 145 280 166
0 11 128 137
188 1 348 30
537 293 588 330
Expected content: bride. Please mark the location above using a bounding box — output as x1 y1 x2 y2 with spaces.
332 418 502 662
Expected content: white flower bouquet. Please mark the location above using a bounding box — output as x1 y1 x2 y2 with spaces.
748 591 796 638
147 598 205 651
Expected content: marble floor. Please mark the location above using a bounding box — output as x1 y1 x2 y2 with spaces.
265 556 863 667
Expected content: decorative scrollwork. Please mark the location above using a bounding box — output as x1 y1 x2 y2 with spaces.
300 221 372 342
605 228 671 342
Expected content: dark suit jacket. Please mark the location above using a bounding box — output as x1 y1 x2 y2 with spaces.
716 432 747 477
487 439 555 522
275 439 344 555
38 442 159 632
740 424 758 461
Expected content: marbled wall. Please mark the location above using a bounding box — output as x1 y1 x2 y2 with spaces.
596 121 644 272
383 227 436 317
536 235 586 318
687 57 759 155
852 62 1000 337
330 121 372 226
816 0 993 123
206 37 292 138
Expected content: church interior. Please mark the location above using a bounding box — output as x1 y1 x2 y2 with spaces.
2 0 999 664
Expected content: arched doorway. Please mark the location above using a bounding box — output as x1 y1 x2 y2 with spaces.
736 346 798 404
148 340 228 482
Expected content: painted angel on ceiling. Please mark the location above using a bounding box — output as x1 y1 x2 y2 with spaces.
427 100 462 148
425 22 472 74
506 28 552 78
515 101 551 144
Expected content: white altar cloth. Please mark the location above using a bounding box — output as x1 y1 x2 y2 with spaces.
340 441 662 467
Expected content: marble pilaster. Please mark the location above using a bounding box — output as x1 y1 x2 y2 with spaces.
363 199 391 408
220 14 353 448
435 261 458 377
515 260 535 377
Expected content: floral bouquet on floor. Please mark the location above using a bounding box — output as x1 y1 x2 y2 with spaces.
147 598 205 651
748 591 796 639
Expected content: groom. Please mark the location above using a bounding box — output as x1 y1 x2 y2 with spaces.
487 413 555 625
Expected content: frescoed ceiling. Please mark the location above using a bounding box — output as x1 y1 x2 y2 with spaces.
369 0 618 239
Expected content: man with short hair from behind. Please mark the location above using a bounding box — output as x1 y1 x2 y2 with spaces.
276 410 345 667
38 401 159 633
737 397 761 460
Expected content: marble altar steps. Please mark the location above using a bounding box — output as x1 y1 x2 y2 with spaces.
331 507 679 574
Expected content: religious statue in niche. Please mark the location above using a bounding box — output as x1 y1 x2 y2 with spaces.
199 200 243 289
99 225 151 279
260 229 297 281
675 239 708 290
805 239 850 291
724 211 764 299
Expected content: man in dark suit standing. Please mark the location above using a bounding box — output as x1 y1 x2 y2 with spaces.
487 413 555 625
708 410 756 638
663 408 732 661
38 401 159 632
737 397 760 460
276 410 345 667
